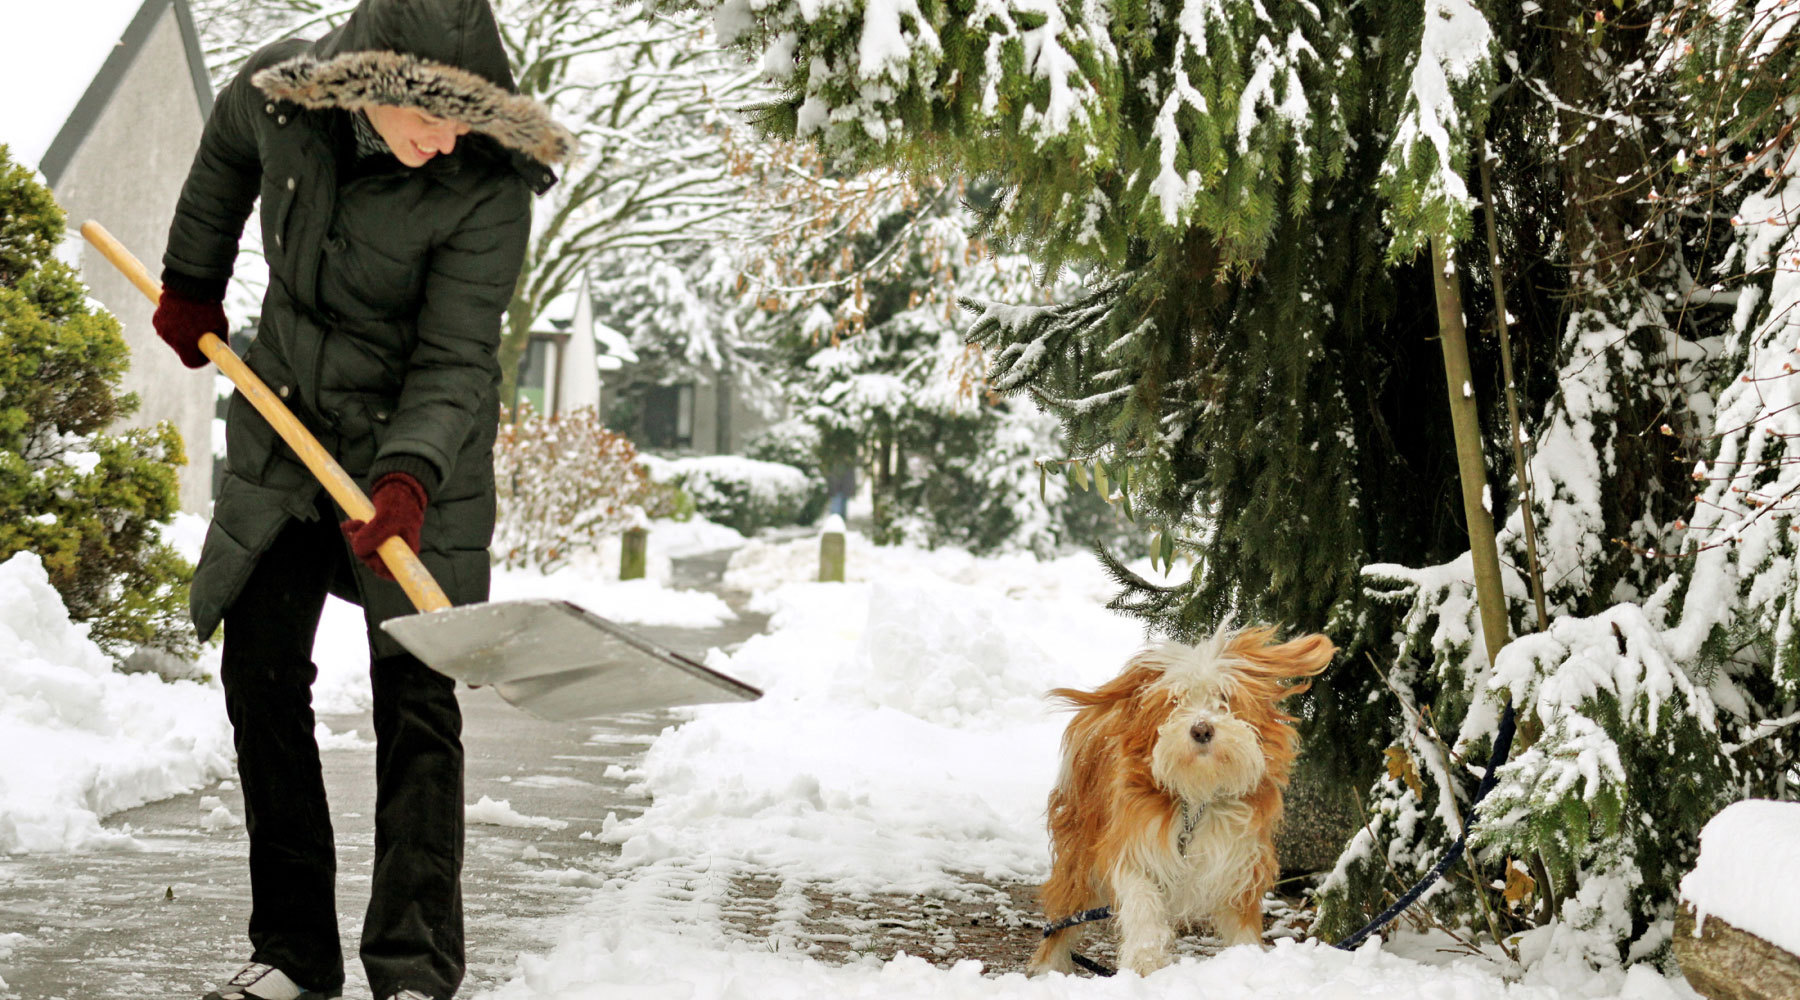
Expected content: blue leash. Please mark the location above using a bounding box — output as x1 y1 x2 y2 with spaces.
1044 701 1519 975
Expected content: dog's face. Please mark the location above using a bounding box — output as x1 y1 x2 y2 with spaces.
1148 666 1270 803
1130 628 1334 804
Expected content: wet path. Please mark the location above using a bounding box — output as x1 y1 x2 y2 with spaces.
0 548 767 1000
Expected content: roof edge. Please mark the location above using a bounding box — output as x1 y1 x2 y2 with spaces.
39 0 215 187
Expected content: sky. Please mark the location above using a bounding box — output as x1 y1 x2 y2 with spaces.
0 0 155 171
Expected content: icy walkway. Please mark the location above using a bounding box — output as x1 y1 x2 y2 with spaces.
0 549 772 999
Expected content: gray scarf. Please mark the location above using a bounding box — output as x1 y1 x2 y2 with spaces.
351 111 391 160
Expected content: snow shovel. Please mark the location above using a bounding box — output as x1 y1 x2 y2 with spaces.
82 220 761 720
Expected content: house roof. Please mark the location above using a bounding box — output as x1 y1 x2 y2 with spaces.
0 0 212 185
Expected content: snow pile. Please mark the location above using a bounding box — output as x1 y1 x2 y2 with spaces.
724 528 1177 603
467 795 570 831
0 552 233 853
1679 799 1800 954
198 795 241 833
598 570 1144 891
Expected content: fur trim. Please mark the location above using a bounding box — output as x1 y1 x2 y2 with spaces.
252 51 573 166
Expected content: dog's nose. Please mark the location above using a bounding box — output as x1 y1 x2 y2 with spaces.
1190 720 1214 745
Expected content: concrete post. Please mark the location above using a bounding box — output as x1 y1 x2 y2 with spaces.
818 514 846 583
620 526 648 581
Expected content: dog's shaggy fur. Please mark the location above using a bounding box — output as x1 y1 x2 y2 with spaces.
1030 627 1333 976
253 51 574 166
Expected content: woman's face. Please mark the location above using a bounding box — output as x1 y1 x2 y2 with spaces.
364 104 473 167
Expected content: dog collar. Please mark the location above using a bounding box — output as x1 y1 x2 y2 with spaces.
1177 801 1204 854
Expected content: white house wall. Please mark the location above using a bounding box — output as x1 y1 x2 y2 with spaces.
55 6 213 513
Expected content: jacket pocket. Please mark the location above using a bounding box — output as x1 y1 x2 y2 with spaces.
259 173 298 268
330 391 400 478
222 390 278 485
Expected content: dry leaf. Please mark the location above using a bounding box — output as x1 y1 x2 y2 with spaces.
1384 746 1425 799
1503 860 1536 908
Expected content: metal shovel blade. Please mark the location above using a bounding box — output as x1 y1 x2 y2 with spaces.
380 599 761 720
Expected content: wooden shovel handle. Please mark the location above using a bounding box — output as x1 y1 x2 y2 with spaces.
81 220 451 613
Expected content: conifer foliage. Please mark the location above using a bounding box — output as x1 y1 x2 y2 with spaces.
705 0 1509 787
706 0 1798 966
0 149 194 658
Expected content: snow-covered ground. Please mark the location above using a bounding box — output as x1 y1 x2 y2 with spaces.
0 551 231 854
0 512 1719 999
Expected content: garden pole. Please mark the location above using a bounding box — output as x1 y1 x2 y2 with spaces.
1429 234 1512 668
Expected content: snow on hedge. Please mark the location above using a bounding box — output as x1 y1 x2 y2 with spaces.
1680 799 1800 954
0 552 232 853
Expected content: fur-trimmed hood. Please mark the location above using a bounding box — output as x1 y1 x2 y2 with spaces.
250 0 572 167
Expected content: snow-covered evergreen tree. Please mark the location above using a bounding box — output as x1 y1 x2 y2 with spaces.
0 148 194 658
702 0 1518 787
1317 0 1794 964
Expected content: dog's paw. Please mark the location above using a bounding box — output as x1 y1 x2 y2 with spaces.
1028 935 1079 977
1119 945 1172 976
1026 955 1074 977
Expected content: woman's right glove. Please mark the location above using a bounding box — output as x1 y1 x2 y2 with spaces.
341 472 430 581
152 286 227 369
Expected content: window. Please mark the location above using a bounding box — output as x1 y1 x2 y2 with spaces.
517 337 552 414
642 384 694 449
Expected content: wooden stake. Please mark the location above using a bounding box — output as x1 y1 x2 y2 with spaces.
1430 235 1512 667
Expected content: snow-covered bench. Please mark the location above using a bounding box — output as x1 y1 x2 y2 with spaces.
1675 799 1800 1000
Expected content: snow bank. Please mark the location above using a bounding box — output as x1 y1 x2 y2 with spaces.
0 553 232 853
481 923 1692 1000
724 528 1178 603
599 568 1144 893
1679 799 1800 954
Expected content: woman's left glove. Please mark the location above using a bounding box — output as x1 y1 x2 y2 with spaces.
341 471 429 581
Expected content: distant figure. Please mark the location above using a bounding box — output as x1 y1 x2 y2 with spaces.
825 459 856 518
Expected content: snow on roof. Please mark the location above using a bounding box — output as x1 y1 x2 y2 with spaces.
592 319 636 366
533 289 581 330
532 287 637 364
0 0 164 170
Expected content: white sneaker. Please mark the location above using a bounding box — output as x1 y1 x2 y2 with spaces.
203 962 333 1000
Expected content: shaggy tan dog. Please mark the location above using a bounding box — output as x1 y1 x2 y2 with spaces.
1031 627 1333 976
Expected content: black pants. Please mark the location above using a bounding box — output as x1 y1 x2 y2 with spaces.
220 501 465 1000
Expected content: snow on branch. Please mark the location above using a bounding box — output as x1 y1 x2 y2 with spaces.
1378 0 1494 257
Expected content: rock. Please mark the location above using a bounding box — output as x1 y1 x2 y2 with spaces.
1674 908 1800 1000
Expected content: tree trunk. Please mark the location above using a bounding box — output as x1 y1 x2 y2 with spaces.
499 292 534 415
1674 910 1800 1000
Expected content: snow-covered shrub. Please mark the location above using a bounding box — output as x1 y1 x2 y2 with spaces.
492 405 664 571
742 418 822 474
655 455 824 535
0 149 193 659
1316 4 1800 962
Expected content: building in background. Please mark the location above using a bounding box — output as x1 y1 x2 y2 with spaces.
605 359 775 457
515 274 635 418
1 0 216 514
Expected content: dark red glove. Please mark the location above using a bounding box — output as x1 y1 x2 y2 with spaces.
341 472 428 581
151 286 226 369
